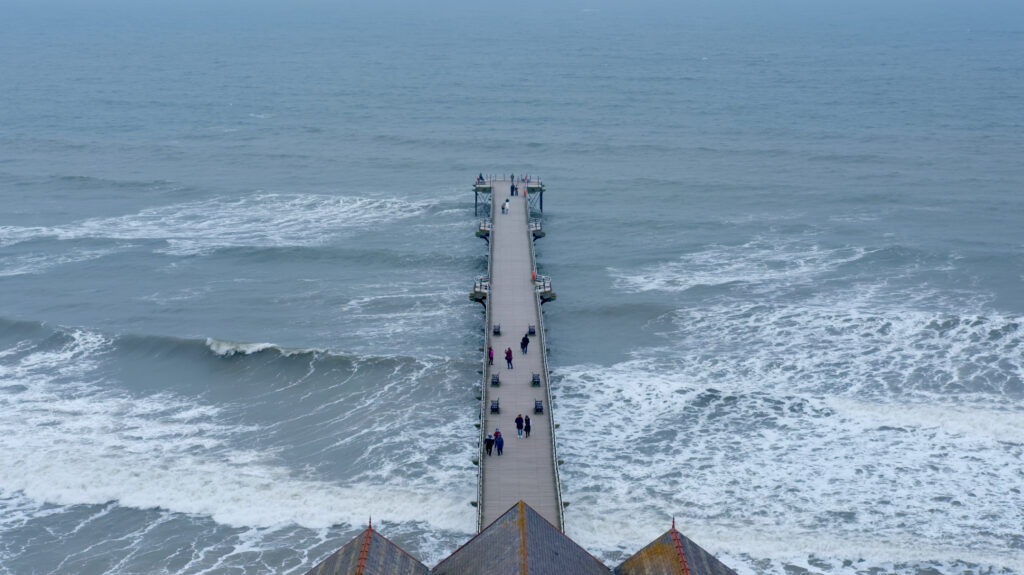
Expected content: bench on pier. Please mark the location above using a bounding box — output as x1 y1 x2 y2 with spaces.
493 324 501 336
528 325 536 336
490 399 500 414
531 373 541 386
491 374 500 386
534 400 543 414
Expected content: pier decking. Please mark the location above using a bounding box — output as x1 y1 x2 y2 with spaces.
475 178 561 530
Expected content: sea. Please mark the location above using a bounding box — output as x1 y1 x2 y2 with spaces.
1 1 1022 573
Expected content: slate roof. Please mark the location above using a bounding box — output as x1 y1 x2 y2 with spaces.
305 524 429 575
614 523 738 575
433 501 611 575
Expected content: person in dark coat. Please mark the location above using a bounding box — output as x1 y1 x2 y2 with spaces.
524 415 531 438
520 335 529 354
484 434 494 456
495 434 504 455
515 414 524 438
505 347 514 369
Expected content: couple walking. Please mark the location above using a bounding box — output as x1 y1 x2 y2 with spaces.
514 414 531 438
484 428 504 456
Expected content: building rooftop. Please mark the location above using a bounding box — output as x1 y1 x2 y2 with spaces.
304 523 429 575
614 521 739 575
433 501 610 575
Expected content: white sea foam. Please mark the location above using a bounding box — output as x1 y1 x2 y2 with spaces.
827 397 1024 443
640 278 1020 401
0 225 48 248
0 193 436 256
554 279 1023 573
610 237 869 293
0 331 474 537
555 358 1023 573
0 247 124 277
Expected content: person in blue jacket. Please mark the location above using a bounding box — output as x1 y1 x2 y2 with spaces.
495 433 504 455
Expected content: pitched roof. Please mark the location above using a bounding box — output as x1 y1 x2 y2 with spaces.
433 501 611 575
614 523 738 575
305 524 430 575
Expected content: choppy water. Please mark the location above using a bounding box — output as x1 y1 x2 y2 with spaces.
2 1 1023 574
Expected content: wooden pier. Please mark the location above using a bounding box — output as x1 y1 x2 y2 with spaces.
472 177 562 530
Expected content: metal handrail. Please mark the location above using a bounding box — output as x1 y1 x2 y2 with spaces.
475 195 496 531
525 206 564 529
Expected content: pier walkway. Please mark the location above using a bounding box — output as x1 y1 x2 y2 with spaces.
474 178 561 530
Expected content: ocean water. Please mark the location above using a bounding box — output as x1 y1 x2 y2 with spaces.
2 1 1023 574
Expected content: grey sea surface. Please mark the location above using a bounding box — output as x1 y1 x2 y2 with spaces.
1 1 1023 574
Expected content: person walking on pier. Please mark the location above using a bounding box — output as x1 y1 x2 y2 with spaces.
495 433 504 455
484 434 494 456
503 198 510 214
524 416 531 438
505 347 514 369
515 414 524 438
520 334 529 355
488 346 494 366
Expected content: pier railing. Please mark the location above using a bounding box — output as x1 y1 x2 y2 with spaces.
475 197 496 529
525 207 564 529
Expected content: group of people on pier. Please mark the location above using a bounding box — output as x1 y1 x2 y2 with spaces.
483 414 532 456
487 333 530 371
475 173 537 184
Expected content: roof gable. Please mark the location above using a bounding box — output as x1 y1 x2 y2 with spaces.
433 501 610 575
614 525 737 575
305 525 429 575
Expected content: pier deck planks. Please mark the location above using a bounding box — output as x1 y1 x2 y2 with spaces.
479 180 561 529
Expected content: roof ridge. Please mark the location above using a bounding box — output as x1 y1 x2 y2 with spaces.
670 526 691 575
355 526 374 575
518 501 529 575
